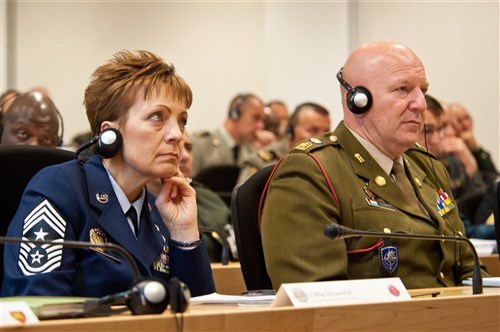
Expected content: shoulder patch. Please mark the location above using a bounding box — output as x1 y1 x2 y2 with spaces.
193 130 211 138
18 199 66 276
292 135 337 153
294 141 313 151
258 150 276 162
406 144 438 160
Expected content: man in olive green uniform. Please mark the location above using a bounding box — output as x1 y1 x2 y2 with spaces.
237 102 331 186
191 93 270 177
261 41 489 290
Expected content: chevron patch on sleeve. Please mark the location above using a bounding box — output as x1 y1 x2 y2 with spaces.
18 199 67 276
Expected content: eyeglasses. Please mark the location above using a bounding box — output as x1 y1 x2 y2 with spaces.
184 142 193 152
422 126 443 137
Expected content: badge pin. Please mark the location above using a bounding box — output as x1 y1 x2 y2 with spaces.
379 242 398 276
363 186 376 199
294 142 313 150
436 189 455 216
96 193 109 204
153 245 170 274
354 153 365 163
89 228 107 253
309 138 323 144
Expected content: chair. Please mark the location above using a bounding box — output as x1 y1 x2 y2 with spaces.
493 177 500 259
230 164 275 291
0 145 75 285
194 165 240 207
456 187 487 223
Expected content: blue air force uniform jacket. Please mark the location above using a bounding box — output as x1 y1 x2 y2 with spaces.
261 121 489 290
2 155 215 297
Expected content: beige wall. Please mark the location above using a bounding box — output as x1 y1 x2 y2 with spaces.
1 1 498 166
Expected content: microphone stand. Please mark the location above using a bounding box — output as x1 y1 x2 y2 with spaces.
324 224 483 294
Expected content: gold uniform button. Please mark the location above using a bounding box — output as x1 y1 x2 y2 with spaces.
414 178 422 187
329 135 338 143
375 176 386 187
439 272 445 280
457 231 463 236
383 228 391 234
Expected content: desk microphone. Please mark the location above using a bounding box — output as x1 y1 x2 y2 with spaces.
323 223 483 295
0 236 177 315
199 226 230 265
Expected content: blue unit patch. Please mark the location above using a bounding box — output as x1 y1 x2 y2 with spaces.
379 246 398 275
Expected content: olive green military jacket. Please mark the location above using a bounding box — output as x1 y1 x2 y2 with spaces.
261 121 489 290
236 139 289 186
191 128 257 176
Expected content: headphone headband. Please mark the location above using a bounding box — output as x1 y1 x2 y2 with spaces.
336 68 357 94
336 67 373 114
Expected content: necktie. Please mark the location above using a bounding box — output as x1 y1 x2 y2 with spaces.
232 145 240 163
126 207 139 236
391 161 421 211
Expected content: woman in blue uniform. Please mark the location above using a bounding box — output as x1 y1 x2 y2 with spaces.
2 50 215 297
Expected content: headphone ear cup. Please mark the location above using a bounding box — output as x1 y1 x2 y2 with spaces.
229 107 240 120
347 86 373 114
285 124 294 140
167 277 190 314
96 128 122 158
127 279 170 315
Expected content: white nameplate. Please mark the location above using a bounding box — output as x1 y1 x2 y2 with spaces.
272 277 410 307
0 301 39 326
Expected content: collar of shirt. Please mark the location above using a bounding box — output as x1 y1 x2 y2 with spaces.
345 125 399 177
101 160 145 218
219 126 238 150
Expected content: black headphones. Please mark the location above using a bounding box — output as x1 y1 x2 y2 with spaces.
84 277 190 316
127 277 190 315
229 94 249 120
76 127 123 159
55 107 65 147
336 67 373 114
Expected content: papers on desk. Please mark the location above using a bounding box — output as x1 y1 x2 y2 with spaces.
470 238 498 255
190 292 275 306
463 277 500 287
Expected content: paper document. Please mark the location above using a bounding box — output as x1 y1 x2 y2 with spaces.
463 277 500 287
190 292 275 306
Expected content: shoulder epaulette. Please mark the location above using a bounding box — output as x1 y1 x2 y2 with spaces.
291 134 339 154
407 143 438 160
193 130 211 138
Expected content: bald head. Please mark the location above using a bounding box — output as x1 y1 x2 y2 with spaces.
0 91 61 147
342 41 425 97
339 41 429 159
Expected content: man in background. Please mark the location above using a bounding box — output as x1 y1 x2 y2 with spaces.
266 100 289 139
450 102 498 180
190 93 271 176
0 91 62 147
237 102 331 185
